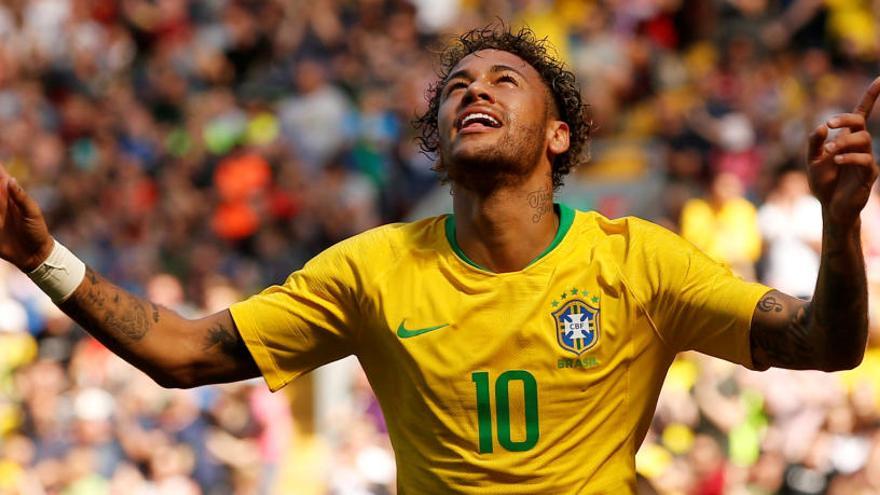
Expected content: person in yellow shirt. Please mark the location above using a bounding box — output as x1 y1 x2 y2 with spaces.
680 171 762 279
0 26 877 494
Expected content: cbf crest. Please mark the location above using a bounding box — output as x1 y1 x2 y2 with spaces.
551 294 600 356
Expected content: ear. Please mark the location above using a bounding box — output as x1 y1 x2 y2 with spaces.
546 120 570 157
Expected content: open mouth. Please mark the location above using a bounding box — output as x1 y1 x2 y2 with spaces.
458 111 502 131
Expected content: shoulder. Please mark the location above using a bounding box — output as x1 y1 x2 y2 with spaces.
572 210 704 281
682 198 711 214
728 197 758 215
305 215 446 273
796 195 822 213
757 200 781 216
572 210 684 248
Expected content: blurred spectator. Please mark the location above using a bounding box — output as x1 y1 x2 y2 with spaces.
860 185 880 340
279 59 352 172
680 171 762 279
757 164 822 298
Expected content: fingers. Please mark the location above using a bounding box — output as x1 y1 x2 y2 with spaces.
827 113 867 133
822 130 872 157
831 153 876 169
808 123 829 160
7 177 42 218
0 163 44 227
854 76 880 120
0 163 17 229
0 173 8 229
819 130 876 179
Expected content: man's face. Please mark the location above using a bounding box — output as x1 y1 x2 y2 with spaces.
436 49 565 190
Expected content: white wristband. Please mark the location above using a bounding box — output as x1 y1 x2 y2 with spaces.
27 239 87 303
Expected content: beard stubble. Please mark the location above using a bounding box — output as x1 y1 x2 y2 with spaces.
441 118 547 195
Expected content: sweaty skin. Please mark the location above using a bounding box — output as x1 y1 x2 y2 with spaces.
437 49 570 273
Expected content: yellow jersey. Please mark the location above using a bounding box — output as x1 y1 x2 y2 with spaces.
229 204 770 494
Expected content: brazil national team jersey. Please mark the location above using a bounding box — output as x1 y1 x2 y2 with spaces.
229 204 771 494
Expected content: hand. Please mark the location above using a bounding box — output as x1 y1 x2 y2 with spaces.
0 163 53 272
807 77 880 225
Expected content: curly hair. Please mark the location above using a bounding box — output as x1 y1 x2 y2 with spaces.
414 25 592 190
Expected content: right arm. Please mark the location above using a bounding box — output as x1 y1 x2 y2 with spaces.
59 267 259 387
0 165 259 388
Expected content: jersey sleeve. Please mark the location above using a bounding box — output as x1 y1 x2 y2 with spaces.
636 220 772 369
228 234 377 391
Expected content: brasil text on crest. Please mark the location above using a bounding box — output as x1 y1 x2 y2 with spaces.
552 298 600 355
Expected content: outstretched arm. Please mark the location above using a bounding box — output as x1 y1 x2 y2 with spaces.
749 78 880 371
0 166 259 388
60 268 259 387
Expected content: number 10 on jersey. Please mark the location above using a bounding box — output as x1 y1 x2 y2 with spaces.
471 370 539 453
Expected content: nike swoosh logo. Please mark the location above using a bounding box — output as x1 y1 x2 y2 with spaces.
397 320 450 339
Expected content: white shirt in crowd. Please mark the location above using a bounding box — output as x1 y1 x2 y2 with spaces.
758 195 823 298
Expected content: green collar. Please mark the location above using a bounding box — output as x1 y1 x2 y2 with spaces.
444 203 575 272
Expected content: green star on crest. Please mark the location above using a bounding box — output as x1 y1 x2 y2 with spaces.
581 290 589 297
591 295 600 304
560 292 568 300
551 300 559 307
571 288 579 296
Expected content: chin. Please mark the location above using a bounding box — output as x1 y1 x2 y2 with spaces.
445 150 535 192
450 141 499 165
439 127 544 191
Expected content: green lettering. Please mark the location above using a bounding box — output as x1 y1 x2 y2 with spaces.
557 357 601 370
496 370 539 452
472 372 493 454
472 370 540 453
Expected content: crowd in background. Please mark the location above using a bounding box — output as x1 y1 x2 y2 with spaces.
3 0 880 493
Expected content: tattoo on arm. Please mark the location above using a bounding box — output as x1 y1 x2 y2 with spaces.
59 267 259 386
63 267 153 342
750 293 814 370
107 294 150 341
750 218 868 371
203 322 252 360
527 187 553 223
757 296 783 313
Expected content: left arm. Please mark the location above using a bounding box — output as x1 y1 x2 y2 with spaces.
750 221 866 371
750 77 880 371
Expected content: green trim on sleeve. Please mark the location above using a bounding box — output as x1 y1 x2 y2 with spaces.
445 203 576 272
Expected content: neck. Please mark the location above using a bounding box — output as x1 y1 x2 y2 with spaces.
451 172 559 273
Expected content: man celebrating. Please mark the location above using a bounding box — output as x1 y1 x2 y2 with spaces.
0 26 877 493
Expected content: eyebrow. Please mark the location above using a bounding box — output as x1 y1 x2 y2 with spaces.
444 64 528 85
490 64 526 78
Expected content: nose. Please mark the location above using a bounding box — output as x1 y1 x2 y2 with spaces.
462 78 495 105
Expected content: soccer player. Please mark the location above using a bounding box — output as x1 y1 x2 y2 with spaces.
0 27 877 493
